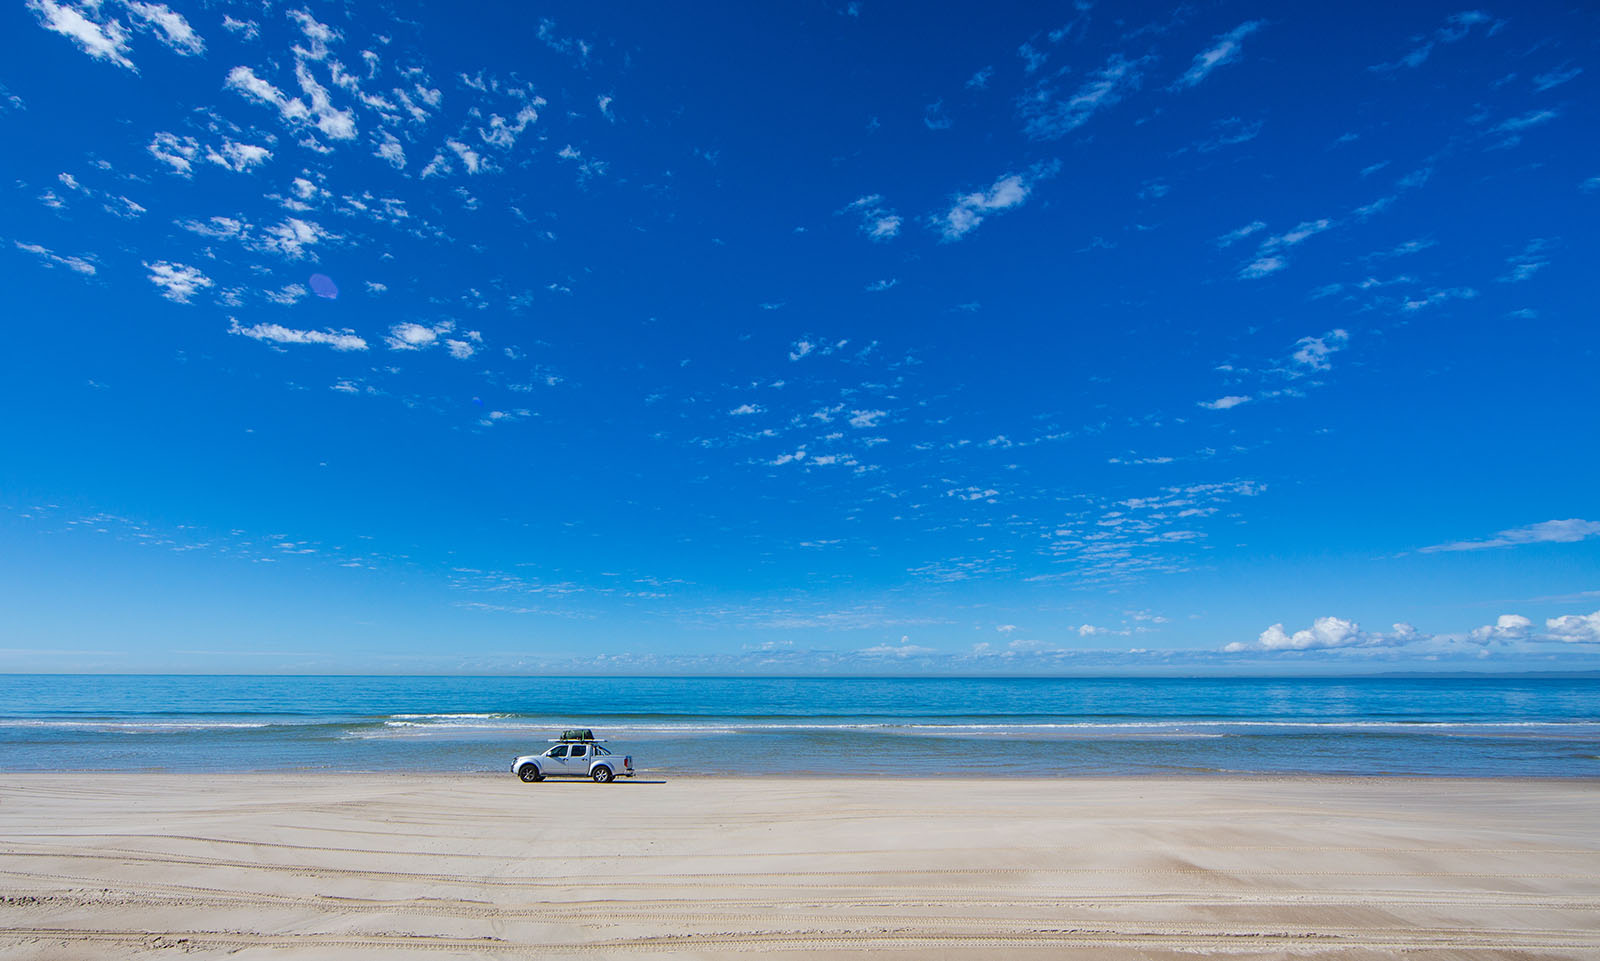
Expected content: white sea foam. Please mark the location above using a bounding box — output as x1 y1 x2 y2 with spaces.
337 717 1600 740
0 719 273 732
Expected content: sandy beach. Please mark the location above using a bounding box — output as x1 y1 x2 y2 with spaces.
1 775 1596 959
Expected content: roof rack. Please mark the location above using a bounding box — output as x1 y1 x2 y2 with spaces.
550 728 602 742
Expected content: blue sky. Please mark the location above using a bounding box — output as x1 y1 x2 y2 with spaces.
1 0 1596 674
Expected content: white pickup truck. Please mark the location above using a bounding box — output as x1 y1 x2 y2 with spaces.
512 733 634 783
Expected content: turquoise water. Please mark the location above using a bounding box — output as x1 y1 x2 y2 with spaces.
1 675 1596 776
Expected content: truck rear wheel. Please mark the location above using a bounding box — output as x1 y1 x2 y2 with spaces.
591 766 614 783
518 765 543 782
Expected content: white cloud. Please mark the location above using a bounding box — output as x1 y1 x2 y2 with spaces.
1532 66 1582 92
27 0 134 69
1216 221 1266 247
936 163 1057 241
1545 611 1600 644
729 403 763 416
1248 616 1363 651
143 261 212 303
294 62 357 140
123 1 202 55
1468 614 1532 642
1019 53 1148 141
1259 219 1332 252
374 131 406 169
966 66 993 89
1401 287 1477 311
857 641 935 658
150 133 270 176
176 215 245 238
477 408 532 428
262 283 308 305
447 139 485 174
1193 116 1262 152
865 278 898 292
227 66 312 124
444 337 479 360
1174 20 1264 89
228 318 367 351
848 409 886 428
1236 219 1333 279
1238 256 1284 279
221 16 258 40
479 103 543 149
207 140 272 172
1289 329 1348 372
946 486 998 501
255 218 333 259
843 194 901 241
14 240 96 275
385 320 455 351
1199 395 1251 410
420 152 451 179
147 132 198 175
1372 11 1496 71
1500 240 1550 283
1418 519 1600 554
1492 109 1559 135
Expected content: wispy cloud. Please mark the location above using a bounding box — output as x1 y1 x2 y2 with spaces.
1238 218 1333 279
1491 108 1559 141
1288 329 1348 373
1418 519 1600 554
1018 53 1149 141
228 318 367 351
1500 239 1550 283
842 194 901 241
123 1 203 56
1371 10 1497 72
935 162 1058 241
1216 221 1266 247
1532 65 1582 92
14 240 96 276
148 132 272 177
143 260 212 302
27 0 134 70
1173 20 1265 89
1401 286 1476 311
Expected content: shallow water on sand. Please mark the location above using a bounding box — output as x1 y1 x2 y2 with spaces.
2 674 1596 776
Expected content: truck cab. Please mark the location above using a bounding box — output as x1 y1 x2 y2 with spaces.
512 731 634 783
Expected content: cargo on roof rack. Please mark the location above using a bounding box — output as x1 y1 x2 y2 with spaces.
559 728 595 741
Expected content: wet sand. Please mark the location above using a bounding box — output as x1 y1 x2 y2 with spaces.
1 774 1596 959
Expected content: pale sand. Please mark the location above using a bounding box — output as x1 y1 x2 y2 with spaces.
1 775 1597 959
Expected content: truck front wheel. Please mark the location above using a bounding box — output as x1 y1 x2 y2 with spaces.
591 766 614 783
518 765 543 782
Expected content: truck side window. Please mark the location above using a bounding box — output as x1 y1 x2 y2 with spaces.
570 745 587 758
547 745 568 758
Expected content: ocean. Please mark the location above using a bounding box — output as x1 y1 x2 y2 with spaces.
2 674 1596 777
